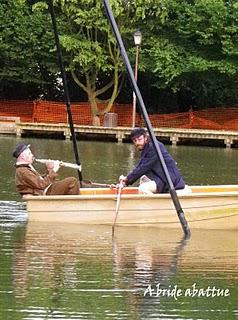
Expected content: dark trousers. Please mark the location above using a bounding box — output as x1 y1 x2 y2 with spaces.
46 177 80 195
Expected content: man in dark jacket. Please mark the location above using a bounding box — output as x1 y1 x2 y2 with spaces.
119 128 185 194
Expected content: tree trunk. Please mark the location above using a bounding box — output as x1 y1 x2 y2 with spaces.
88 92 100 125
92 115 100 126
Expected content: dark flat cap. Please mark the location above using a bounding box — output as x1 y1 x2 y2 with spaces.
130 127 147 140
12 143 30 158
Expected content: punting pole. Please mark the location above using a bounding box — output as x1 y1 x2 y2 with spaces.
103 0 190 237
47 0 82 182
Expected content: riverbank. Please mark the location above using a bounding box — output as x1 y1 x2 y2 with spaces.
1 118 238 148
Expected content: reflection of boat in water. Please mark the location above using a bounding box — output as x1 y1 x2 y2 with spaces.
12 221 238 320
24 185 238 229
16 222 238 272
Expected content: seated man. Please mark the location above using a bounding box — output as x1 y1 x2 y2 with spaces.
13 143 80 197
119 128 186 194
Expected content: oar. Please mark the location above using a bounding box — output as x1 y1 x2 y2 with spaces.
81 180 113 188
103 0 190 238
112 180 124 236
47 0 82 183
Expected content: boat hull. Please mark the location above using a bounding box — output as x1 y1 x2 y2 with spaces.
25 185 238 230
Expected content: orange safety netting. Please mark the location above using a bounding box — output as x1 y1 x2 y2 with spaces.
144 107 238 131
0 100 237 131
0 100 34 122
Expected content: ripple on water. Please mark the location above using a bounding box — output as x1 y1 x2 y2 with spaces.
0 201 27 226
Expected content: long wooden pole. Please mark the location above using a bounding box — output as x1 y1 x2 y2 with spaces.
47 0 82 182
103 0 190 237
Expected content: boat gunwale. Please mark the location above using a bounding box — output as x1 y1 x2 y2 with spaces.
24 189 238 202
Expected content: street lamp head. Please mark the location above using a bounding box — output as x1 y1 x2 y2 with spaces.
133 30 142 46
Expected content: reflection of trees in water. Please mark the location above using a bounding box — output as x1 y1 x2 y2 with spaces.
12 224 114 299
169 145 238 185
13 224 187 302
78 141 139 183
12 224 136 317
10 224 238 318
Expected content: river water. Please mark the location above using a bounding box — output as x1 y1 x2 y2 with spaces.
0 136 238 319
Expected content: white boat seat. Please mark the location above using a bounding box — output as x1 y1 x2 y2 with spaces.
176 185 193 195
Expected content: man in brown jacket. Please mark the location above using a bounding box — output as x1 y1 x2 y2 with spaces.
13 143 80 197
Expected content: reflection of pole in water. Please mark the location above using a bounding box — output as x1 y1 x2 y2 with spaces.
111 234 140 319
111 231 189 318
111 231 189 289
162 236 189 285
135 235 188 288
127 144 137 170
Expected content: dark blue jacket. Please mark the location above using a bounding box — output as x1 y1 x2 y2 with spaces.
126 140 185 193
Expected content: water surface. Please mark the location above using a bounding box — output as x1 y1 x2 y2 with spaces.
1 135 238 201
0 220 237 319
0 136 238 319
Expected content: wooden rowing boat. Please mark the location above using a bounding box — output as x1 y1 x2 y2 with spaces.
24 185 238 229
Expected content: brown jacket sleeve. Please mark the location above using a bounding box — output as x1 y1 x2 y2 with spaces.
15 165 58 196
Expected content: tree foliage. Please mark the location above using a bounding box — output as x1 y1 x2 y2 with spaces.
54 0 129 117
0 0 237 113
140 0 238 109
0 0 62 99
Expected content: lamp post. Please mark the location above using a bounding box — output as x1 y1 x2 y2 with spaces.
132 30 142 127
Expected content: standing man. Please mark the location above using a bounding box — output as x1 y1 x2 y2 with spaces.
13 143 80 197
119 128 186 194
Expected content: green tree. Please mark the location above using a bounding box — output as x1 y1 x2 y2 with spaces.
29 0 141 124
40 0 134 123
1 0 238 111
0 0 61 99
59 0 125 122
140 0 238 108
